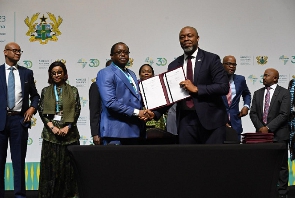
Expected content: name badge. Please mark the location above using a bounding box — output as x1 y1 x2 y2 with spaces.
53 114 62 121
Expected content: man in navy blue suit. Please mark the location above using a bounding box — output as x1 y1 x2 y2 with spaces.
0 42 40 198
222 55 251 140
154 26 229 144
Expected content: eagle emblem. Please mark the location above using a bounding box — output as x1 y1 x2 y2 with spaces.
126 58 134 68
24 12 63 44
256 56 268 65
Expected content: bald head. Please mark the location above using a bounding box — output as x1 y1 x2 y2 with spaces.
180 26 198 37
223 55 236 63
179 26 199 55
4 42 22 66
4 42 19 50
222 55 237 75
263 68 279 86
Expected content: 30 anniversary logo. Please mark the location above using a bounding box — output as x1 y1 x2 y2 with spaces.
24 12 63 45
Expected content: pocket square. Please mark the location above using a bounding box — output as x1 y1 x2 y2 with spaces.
198 59 201 61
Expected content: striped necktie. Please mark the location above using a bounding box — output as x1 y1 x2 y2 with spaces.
226 82 232 106
263 87 271 124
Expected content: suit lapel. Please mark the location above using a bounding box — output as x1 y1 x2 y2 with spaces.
127 68 140 99
232 75 241 103
175 55 184 69
0 64 7 97
194 48 204 83
222 95 229 108
18 65 25 99
113 65 139 98
257 88 265 114
268 85 280 113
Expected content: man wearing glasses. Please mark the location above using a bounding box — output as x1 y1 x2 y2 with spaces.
97 42 149 145
0 42 40 197
222 55 251 140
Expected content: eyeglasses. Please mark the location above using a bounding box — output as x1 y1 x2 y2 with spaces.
223 62 237 67
5 49 23 54
51 71 63 76
114 51 130 55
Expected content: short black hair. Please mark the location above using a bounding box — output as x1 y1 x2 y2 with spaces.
138 64 154 76
110 42 129 55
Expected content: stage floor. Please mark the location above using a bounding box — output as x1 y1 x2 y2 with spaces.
4 186 295 198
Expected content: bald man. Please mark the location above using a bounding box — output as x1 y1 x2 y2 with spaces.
153 26 229 144
0 42 39 197
222 55 251 140
250 68 290 198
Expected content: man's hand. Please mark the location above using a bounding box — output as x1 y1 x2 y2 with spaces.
23 107 35 122
226 123 231 128
145 109 155 120
238 106 249 117
138 109 154 121
180 80 198 93
258 126 269 133
93 135 101 145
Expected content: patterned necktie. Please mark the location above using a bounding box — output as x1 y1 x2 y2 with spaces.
7 67 15 109
186 56 194 108
226 82 232 106
263 87 271 124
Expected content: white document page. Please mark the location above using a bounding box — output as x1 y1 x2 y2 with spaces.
139 76 167 109
163 67 190 102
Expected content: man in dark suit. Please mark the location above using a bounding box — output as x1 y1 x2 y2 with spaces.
222 55 251 140
97 42 149 145
89 60 112 145
154 26 229 144
0 42 40 198
250 68 290 198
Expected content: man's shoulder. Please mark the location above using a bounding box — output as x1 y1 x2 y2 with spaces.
277 85 289 92
200 48 219 58
254 87 265 94
168 55 184 68
17 65 33 73
98 65 113 74
234 74 246 81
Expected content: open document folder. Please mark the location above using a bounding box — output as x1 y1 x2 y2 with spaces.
139 67 191 110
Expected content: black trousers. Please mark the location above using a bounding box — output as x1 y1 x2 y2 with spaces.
277 140 289 195
178 111 226 144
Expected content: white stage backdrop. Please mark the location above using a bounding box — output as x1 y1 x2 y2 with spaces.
0 0 294 162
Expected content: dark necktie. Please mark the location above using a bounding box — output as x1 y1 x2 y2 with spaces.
186 56 194 108
7 67 15 109
263 87 271 124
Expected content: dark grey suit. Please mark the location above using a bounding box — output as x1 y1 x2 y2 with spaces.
250 85 290 141
250 85 290 195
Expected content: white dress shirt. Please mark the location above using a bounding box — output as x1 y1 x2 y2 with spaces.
263 83 277 108
183 48 199 80
5 63 22 111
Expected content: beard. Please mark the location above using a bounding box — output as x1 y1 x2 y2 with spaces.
182 46 194 54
